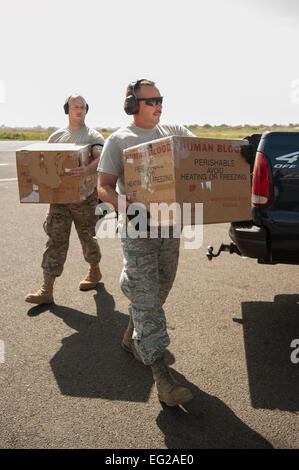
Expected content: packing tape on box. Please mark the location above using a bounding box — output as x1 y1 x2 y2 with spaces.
129 181 174 194
21 186 40 202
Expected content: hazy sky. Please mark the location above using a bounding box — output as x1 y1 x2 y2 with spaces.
1 0 299 128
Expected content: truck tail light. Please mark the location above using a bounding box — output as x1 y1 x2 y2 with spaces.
251 151 273 207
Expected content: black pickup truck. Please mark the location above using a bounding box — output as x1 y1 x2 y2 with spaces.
207 131 299 265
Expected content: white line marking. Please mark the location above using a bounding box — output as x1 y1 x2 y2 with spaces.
0 341 4 364
0 178 17 182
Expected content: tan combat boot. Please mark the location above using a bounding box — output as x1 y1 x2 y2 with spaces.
79 264 102 290
25 272 55 304
121 317 142 363
151 357 193 406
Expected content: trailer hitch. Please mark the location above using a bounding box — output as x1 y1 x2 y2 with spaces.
206 243 241 260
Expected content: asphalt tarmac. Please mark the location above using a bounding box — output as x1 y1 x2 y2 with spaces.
0 142 298 450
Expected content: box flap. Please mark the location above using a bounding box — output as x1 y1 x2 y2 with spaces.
17 143 90 152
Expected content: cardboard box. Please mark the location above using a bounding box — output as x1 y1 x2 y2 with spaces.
124 136 251 225
16 143 95 203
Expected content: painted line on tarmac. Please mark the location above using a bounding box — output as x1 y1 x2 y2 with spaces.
0 341 4 364
0 178 17 182
0 163 9 166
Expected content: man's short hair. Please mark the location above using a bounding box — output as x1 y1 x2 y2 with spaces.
126 79 155 97
68 94 87 105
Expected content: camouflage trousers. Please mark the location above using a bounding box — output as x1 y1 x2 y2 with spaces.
120 234 180 365
42 190 101 276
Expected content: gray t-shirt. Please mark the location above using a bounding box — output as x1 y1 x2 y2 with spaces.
97 123 195 195
48 125 104 148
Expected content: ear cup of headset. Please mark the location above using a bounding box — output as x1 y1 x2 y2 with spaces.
124 94 139 115
63 98 70 114
124 79 147 115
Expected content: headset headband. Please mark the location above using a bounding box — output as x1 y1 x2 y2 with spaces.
131 79 146 96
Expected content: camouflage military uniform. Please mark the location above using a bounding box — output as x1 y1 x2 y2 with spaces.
42 189 100 276
98 122 194 365
120 233 180 365
98 122 195 366
41 125 103 277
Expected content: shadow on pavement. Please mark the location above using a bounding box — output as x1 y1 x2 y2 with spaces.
156 369 273 449
29 283 153 402
240 294 299 411
27 285 275 448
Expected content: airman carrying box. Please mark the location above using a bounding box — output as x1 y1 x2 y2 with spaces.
124 136 251 225
16 143 94 203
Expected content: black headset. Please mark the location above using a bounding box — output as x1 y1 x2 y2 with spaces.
63 96 89 114
124 79 146 115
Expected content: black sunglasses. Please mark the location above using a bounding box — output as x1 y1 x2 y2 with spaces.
137 97 163 107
